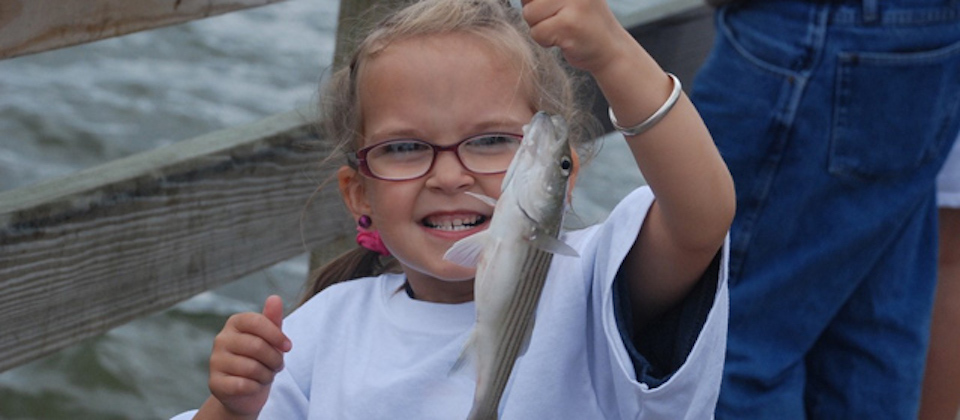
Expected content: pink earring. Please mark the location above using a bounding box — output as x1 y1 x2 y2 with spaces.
356 215 390 256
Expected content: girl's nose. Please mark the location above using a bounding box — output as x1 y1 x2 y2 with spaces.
424 150 474 192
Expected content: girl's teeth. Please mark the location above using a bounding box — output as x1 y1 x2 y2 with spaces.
424 215 485 230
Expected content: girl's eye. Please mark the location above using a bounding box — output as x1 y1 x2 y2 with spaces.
367 141 433 166
463 135 521 154
377 141 430 156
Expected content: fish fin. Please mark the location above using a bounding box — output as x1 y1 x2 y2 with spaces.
443 232 488 267
450 330 477 375
531 234 579 257
465 191 498 208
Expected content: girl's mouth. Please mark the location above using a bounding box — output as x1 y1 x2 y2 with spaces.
421 214 488 231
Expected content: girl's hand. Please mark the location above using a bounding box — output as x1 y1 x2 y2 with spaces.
206 295 292 418
519 0 634 74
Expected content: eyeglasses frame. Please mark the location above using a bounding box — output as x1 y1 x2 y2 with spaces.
353 133 523 181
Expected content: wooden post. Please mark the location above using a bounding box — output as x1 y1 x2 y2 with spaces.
307 0 406 276
331 0 406 71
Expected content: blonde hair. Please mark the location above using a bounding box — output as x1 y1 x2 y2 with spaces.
301 0 596 305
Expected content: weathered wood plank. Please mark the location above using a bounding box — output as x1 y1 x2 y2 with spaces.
0 0 285 59
0 109 353 372
302 0 409 277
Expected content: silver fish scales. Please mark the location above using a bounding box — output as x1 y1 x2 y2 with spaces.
444 111 578 420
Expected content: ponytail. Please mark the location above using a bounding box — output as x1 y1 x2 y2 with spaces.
298 246 402 306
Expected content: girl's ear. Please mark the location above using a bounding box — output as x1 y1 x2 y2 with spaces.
338 166 371 220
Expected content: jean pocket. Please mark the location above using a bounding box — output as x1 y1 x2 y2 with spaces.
829 39 960 181
717 5 813 76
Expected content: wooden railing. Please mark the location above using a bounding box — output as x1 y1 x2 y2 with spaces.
0 0 285 59
0 0 714 373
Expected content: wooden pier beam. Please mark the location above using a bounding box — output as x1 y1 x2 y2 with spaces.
0 0 286 59
0 110 352 372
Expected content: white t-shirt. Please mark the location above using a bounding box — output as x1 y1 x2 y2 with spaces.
173 186 729 419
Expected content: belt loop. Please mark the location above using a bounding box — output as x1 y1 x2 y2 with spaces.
862 0 879 23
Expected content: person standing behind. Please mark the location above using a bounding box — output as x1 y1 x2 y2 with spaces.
920 134 960 420
691 0 960 418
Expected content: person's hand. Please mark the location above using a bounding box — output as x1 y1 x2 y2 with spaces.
207 295 292 418
519 0 635 74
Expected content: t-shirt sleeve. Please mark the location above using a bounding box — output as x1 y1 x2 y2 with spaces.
613 251 721 386
587 186 729 420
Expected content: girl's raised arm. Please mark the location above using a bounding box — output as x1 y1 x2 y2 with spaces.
522 0 735 327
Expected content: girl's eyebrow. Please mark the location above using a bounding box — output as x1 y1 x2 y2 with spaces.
365 124 423 142
468 115 528 134
366 113 528 143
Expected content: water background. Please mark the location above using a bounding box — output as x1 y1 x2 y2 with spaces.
0 1 644 418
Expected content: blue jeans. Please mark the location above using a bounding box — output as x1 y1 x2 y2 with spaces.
690 0 960 418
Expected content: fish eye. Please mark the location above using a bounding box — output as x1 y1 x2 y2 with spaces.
560 156 572 174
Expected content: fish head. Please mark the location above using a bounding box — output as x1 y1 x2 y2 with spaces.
502 111 573 231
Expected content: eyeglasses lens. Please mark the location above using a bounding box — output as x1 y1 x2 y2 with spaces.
364 134 521 181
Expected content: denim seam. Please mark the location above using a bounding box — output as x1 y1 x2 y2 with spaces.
832 7 960 26
717 7 800 79
727 6 831 280
845 37 960 65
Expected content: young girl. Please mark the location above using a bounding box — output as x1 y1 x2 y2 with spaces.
176 0 734 418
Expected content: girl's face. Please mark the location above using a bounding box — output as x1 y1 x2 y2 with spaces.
340 32 535 303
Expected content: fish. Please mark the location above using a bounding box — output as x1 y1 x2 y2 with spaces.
444 111 579 420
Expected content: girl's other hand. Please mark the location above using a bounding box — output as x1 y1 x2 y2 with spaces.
519 0 634 74
206 295 292 418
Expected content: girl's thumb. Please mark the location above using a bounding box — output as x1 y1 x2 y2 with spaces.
262 295 284 328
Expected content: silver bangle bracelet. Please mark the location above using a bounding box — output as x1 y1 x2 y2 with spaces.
608 72 682 137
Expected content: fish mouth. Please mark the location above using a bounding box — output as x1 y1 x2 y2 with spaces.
421 214 488 231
